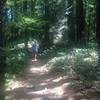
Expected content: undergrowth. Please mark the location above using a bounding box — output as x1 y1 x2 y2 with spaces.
45 47 100 87
6 47 29 76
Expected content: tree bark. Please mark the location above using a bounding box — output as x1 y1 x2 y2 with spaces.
96 0 100 45
96 0 100 65
31 0 37 16
0 0 6 99
67 0 76 44
42 0 51 49
76 0 85 44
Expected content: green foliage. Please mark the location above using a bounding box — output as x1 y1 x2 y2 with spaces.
48 56 68 74
41 45 57 58
5 0 100 89
47 48 100 86
84 0 96 42
6 48 28 75
66 48 99 86
6 0 46 43
73 61 99 86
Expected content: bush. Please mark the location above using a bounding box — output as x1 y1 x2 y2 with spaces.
47 56 69 74
73 60 99 86
6 48 28 75
41 45 57 58
70 48 99 86
47 48 100 87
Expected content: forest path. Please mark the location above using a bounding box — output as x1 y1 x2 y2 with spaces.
5 58 100 100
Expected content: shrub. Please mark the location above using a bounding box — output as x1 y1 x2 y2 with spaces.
47 48 100 87
47 56 70 74
73 60 99 86
6 48 28 75
67 48 100 87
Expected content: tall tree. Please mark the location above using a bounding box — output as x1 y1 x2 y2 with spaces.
67 0 76 44
41 0 51 49
0 0 6 99
23 0 28 15
96 0 100 65
76 0 85 44
31 0 37 16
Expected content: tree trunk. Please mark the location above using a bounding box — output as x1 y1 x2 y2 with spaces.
0 0 6 99
96 0 100 65
96 0 100 45
76 0 85 44
23 0 28 15
42 0 51 49
31 0 37 16
67 0 76 44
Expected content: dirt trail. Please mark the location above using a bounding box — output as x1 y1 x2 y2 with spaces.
5 59 100 100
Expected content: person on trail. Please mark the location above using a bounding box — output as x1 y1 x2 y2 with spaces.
32 40 39 61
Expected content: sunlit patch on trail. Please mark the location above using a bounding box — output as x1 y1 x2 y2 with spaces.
33 98 43 100
68 97 74 100
6 80 28 91
52 76 67 82
5 59 74 100
39 82 47 86
29 64 49 75
27 82 70 99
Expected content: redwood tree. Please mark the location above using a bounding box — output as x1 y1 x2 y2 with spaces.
76 0 85 44
96 0 100 46
0 0 6 99
96 0 100 65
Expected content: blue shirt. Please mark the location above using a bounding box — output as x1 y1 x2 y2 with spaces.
32 43 39 53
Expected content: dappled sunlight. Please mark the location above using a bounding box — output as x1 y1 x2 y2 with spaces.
6 77 70 100
84 58 93 62
27 84 68 99
5 0 100 99
6 80 28 91
6 58 72 99
68 97 74 100
39 82 48 86
52 76 63 82
29 64 49 75
44 78 53 82
15 40 36 49
6 56 100 100
52 76 67 83
48 56 66 65
71 48 98 63
26 76 71 99
17 43 25 48
33 98 43 100
91 51 98 57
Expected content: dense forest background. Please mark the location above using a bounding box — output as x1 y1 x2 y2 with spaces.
0 0 100 99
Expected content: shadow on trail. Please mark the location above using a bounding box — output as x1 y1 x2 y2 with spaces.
5 58 100 100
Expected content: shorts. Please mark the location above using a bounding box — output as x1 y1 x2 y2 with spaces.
32 48 38 54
